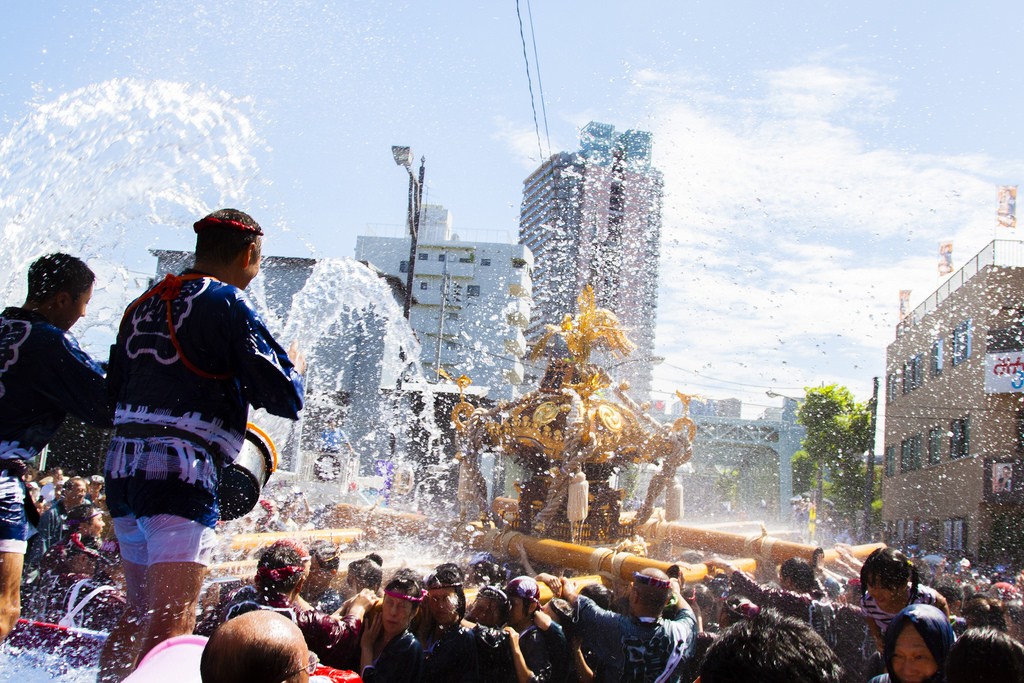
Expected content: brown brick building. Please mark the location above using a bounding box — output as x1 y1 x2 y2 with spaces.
883 240 1024 559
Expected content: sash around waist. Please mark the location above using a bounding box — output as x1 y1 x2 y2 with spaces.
114 423 219 457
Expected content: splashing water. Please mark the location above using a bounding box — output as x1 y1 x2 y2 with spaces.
0 77 264 350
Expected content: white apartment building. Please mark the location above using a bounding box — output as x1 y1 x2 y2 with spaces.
356 205 534 401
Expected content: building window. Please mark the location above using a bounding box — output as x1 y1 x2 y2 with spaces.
419 281 428 290
458 256 472 263
950 417 970 459
418 252 428 261
886 373 899 403
885 446 896 477
903 355 923 393
944 518 966 550
466 285 481 297
900 435 922 472
931 338 943 376
480 258 491 266
511 257 527 269
928 428 942 465
952 319 972 366
399 260 408 273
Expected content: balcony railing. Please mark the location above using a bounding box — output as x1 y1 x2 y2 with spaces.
897 240 1024 337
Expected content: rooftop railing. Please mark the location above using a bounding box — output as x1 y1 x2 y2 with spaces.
896 240 1024 336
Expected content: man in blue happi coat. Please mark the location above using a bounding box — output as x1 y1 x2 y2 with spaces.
100 209 306 681
0 253 111 641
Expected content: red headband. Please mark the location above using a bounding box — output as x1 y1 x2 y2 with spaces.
257 564 307 583
385 588 426 604
193 215 263 236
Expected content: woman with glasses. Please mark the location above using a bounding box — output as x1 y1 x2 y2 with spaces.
359 570 425 682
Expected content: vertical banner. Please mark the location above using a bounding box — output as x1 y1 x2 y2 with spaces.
938 241 953 276
899 290 912 320
998 185 1017 229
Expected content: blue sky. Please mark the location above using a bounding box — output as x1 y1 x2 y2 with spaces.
2 2 1023 412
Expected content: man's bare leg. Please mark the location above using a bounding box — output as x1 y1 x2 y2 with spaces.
137 561 207 660
0 551 23 641
98 558 146 683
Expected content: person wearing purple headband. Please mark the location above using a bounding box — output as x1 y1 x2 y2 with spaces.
360 571 425 682
558 568 697 683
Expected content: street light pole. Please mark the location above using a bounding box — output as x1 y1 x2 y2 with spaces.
392 146 425 320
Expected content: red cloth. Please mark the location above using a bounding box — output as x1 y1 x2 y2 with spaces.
313 666 362 682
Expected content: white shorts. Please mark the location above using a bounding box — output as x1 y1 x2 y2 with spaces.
0 539 27 554
113 513 218 567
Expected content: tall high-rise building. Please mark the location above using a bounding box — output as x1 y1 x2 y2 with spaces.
519 121 663 399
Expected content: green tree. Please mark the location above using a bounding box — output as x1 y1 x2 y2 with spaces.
791 449 815 497
796 385 874 521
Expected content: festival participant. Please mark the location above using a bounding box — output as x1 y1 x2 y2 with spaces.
860 548 948 653
347 553 384 595
302 541 344 613
220 539 373 671
0 253 110 641
945 627 1024 683
871 603 954 683
464 584 517 683
359 571 426 682
504 575 557 683
33 503 126 631
557 568 697 683
100 209 306 680
26 475 89 567
420 564 479 682
698 608 846 683
201 609 317 683
708 557 870 683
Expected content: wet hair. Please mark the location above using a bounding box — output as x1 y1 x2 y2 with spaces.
468 558 503 586
946 627 1024 683
935 580 965 607
65 503 102 532
26 253 95 303
475 585 511 623
426 563 467 621
699 609 845 683
579 582 615 612
255 541 309 597
347 553 384 592
384 570 425 603
721 596 761 626
860 547 919 599
309 541 340 572
962 596 1008 631
194 209 262 265
780 558 819 594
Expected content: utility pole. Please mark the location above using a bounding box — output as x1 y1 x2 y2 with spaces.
862 376 880 542
434 263 450 382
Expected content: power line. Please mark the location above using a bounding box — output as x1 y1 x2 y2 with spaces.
524 0 551 160
659 360 807 392
515 0 545 162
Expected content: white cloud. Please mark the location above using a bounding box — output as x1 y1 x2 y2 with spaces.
633 63 1021 409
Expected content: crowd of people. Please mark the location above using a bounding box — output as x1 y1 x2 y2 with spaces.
110 534 1024 683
